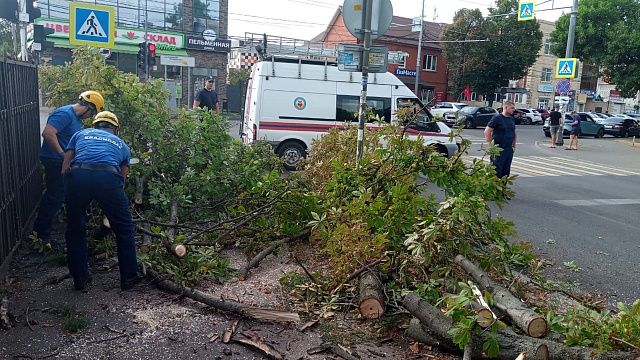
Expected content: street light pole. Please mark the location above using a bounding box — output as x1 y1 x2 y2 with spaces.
414 0 425 97
556 0 578 146
355 0 373 165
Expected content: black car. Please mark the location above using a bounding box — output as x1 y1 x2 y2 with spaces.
601 117 640 137
457 106 499 128
495 108 525 125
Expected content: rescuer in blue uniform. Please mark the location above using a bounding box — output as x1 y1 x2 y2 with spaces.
33 91 105 245
61 111 140 291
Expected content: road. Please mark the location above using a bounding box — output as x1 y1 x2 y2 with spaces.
461 124 640 305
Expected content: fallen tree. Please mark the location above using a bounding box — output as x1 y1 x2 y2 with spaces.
145 269 300 323
455 254 547 338
404 293 636 360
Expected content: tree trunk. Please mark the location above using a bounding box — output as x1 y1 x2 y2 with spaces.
168 200 179 238
455 255 547 338
404 293 635 360
406 318 460 354
146 269 300 323
140 221 152 253
134 176 145 205
358 271 385 319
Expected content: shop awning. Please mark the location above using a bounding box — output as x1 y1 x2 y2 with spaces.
49 38 188 57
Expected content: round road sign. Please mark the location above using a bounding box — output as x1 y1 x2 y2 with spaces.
343 0 393 40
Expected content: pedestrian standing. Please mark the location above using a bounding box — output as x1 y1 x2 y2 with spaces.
192 76 220 112
484 100 517 179
33 91 104 245
61 111 140 291
548 105 562 148
567 110 581 150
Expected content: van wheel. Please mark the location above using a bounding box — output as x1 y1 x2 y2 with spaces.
278 141 306 171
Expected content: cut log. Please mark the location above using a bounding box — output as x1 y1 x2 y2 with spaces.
406 318 459 354
404 293 635 360
358 271 385 319
237 229 311 281
136 226 186 258
146 269 300 323
455 255 547 338
134 176 145 205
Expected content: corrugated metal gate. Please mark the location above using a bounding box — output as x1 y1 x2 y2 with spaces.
0 58 42 276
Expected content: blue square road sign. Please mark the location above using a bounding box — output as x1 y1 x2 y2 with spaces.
556 58 578 79
69 2 115 48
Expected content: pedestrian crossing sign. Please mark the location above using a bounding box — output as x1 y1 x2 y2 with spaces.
517 0 535 21
555 58 578 79
69 2 115 48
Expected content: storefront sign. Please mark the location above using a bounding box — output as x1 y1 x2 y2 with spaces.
537 84 554 93
160 55 195 67
395 68 416 77
185 35 231 52
580 89 596 99
36 18 185 49
609 90 623 103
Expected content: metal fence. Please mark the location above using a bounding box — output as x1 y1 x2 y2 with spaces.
0 58 42 276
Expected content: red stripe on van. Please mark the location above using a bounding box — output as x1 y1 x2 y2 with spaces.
259 121 450 138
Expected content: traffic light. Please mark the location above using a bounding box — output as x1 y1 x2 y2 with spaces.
137 41 146 71
26 0 41 22
147 42 156 66
33 24 55 51
0 0 18 22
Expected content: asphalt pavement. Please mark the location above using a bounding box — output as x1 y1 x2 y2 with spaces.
461 124 640 305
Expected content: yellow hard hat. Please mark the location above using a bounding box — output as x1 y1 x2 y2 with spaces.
92 111 119 127
79 91 105 112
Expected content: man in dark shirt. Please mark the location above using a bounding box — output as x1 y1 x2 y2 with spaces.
193 76 220 112
548 105 562 148
484 100 517 179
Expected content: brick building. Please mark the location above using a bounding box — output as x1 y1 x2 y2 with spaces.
34 0 230 107
313 7 449 105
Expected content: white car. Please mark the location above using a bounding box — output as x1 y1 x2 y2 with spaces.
430 102 468 123
518 108 543 125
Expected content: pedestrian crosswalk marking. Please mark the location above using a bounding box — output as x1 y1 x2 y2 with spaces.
78 11 106 37
466 156 640 178
520 5 532 17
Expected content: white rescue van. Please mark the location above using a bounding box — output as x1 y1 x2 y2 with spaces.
241 58 457 170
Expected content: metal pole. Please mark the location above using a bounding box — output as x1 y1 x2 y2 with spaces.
187 67 192 108
414 0 425 96
144 0 149 82
19 0 28 61
356 0 373 165
556 0 578 146
565 0 578 58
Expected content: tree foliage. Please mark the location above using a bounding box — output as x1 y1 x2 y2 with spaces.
550 0 640 97
0 20 17 59
228 68 250 85
442 0 542 100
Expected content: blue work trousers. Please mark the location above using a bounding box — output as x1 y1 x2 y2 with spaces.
33 157 65 241
491 146 514 178
64 168 138 283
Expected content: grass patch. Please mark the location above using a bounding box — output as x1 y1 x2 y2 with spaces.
55 303 90 333
45 253 67 267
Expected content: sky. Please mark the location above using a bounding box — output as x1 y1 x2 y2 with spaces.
228 0 575 41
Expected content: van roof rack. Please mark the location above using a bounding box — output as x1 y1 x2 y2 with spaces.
242 32 406 64
268 56 337 66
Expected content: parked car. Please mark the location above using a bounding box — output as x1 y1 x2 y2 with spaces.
543 112 605 138
455 106 499 128
626 113 640 120
596 112 615 118
494 108 526 125
431 102 468 123
601 117 640 138
518 108 543 125
629 121 640 137
588 112 609 123
538 109 551 120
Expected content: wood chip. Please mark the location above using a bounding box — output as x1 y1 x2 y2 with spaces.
298 319 318 332
234 338 283 360
222 320 240 344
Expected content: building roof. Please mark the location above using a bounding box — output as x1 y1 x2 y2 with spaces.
314 6 446 50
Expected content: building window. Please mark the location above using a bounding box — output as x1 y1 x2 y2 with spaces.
193 0 220 35
540 67 553 82
398 53 408 68
538 98 549 109
422 54 437 71
514 93 523 103
543 38 552 55
470 92 478 101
